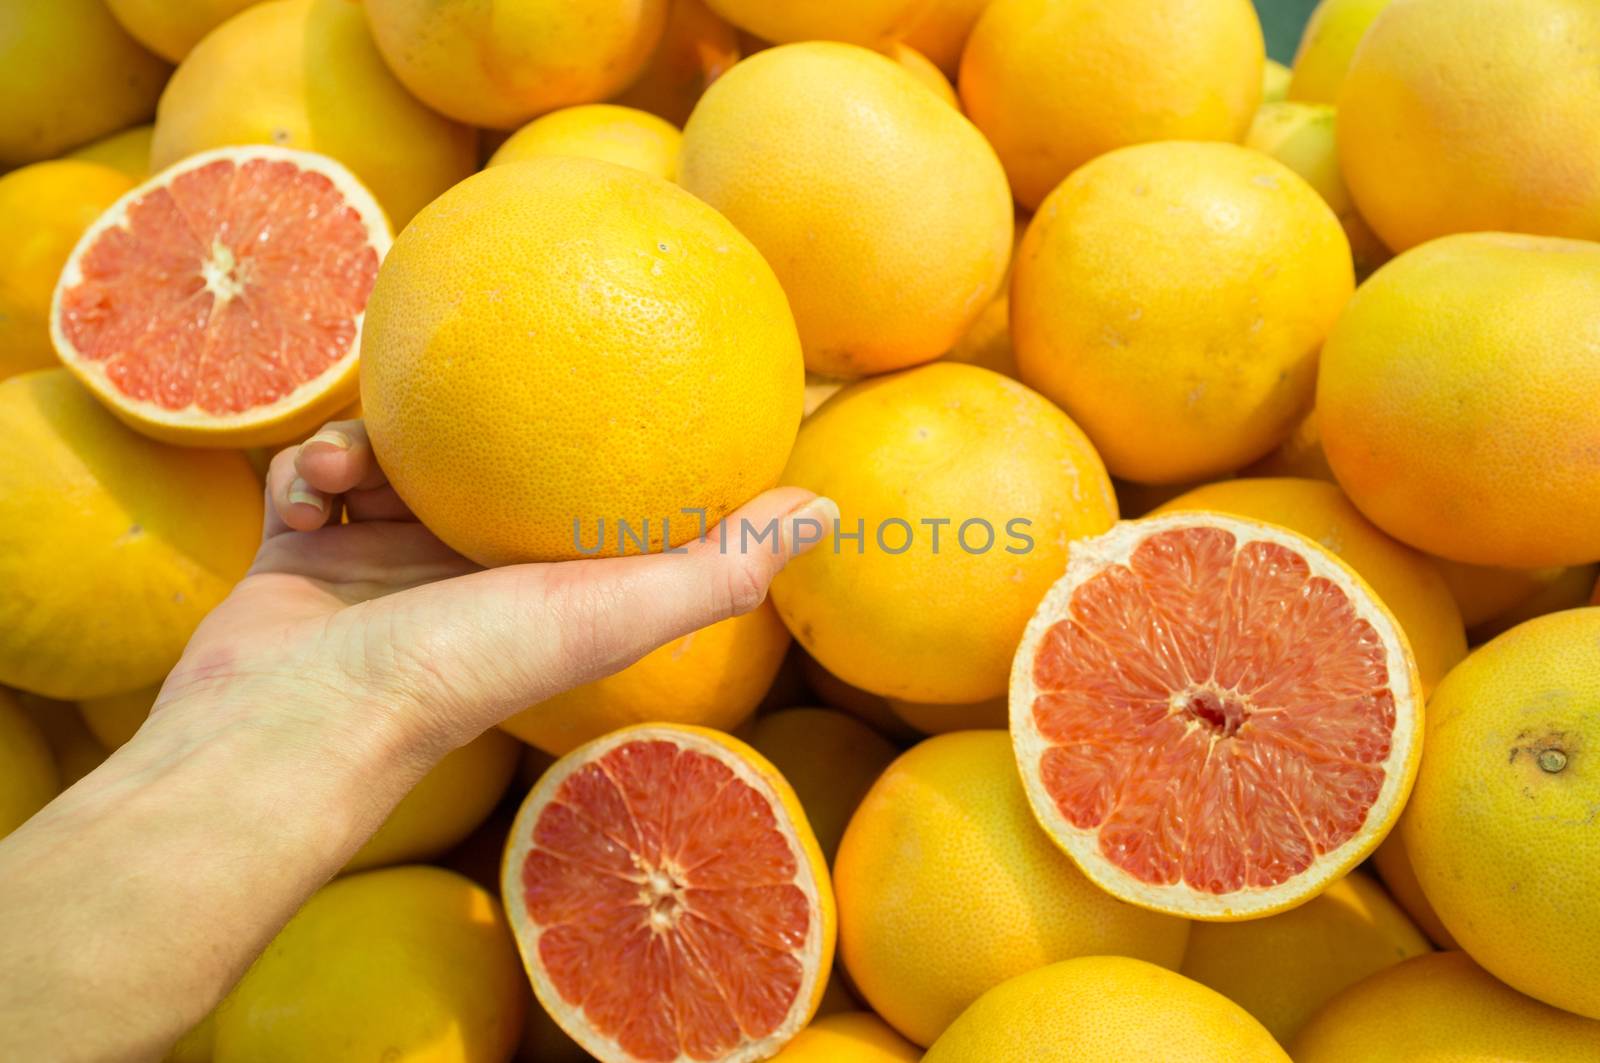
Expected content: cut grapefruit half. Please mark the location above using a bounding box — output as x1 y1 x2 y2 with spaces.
502 723 836 1063
51 145 391 448
1010 513 1421 920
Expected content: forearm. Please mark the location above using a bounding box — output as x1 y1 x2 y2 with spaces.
0 698 426 1063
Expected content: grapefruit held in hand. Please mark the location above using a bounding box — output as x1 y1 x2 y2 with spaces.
51 146 391 448
502 723 835 1063
1009 513 1421 919
360 157 803 566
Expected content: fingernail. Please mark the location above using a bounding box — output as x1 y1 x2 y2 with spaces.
287 478 327 514
787 496 839 557
304 428 351 451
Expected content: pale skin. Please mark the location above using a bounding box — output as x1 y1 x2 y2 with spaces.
0 419 835 1063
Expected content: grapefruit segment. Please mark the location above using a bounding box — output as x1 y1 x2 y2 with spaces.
503 724 835 1063
1010 513 1420 919
51 145 391 447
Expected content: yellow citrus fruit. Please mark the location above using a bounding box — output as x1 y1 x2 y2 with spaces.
798 654 919 743
502 723 836 1061
0 0 169 167
1338 0 1600 250
612 0 740 126
363 0 667 129
1244 101 1389 276
361 157 803 566
0 370 260 699
500 601 791 754
1154 477 1466 694
884 696 1005 735
882 42 957 106
66 124 154 180
1291 951 1600 1062
1244 408 1335 481
746 707 899 863
771 1012 920 1062
150 0 477 228
1402 608 1600 1019
214 866 526 1063
1012 141 1352 484
903 0 991 76
1434 560 1572 629
959 0 1263 210
703 0 931 45
0 690 59 839
345 727 521 872
77 684 159 749
680 43 1012 377
835 732 1189 1046
1288 0 1393 103
1368 827 1457 949
1261 58 1291 102
771 363 1117 704
489 103 681 180
1318 233 1600 567
0 161 136 381
1468 563 1600 642
924 956 1290 1063
105 0 262 61
15 693 107 786
1179 871 1430 1044
938 288 1015 379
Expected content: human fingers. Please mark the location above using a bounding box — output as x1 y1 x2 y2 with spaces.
264 445 337 536
293 420 387 495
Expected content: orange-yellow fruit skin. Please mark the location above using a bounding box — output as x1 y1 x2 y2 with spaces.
66 124 155 181
105 0 262 62
703 0 931 46
835 732 1189 1047
680 43 1013 378
1337 0 1600 251
0 370 261 699
1155 477 1466 694
770 363 1117 704
0 690 60 839
1291 951 1600 1062
363 0 667 129
1012 141 1353 485
882 42 958 106
903 0 992 76
1318 233 1600 568
770 1012 920 1062
1179 871 1431 1044
360 157 803 566
488 104 682 181
77 684 159 749
0 0 170 167
885 696 1006 735
1368 826 1458 949
1287 0 1393 103
150 0 478 228
1467 563 1599 642
959 0 1264 210
923 956 1290 1063
746 708 899 863
1401 609 1600 1020
0 161 136 382
612 0 740 126
1434 560 1571 629
500 602 791 754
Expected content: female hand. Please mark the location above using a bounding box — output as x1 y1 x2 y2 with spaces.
0 418 833 1063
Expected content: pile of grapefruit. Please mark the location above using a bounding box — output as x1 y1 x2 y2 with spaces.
3 0 1599 1060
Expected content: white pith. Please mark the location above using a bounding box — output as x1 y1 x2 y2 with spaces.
49 144 393 436
1009 511 1422 920
501 725 829 1063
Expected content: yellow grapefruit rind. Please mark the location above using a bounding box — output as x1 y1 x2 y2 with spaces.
501 722 837 1063
1009 511 1422 921
50 145 392 448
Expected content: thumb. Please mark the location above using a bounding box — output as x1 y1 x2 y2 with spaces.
399 487 837 739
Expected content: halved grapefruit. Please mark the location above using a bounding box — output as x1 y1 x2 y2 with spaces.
502 724 836 1063
1010 513 1421 920
51 145 390 448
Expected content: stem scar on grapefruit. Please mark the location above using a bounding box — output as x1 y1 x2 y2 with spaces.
502 724 836 1063
50 145 391 448
1009 513 1421 920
